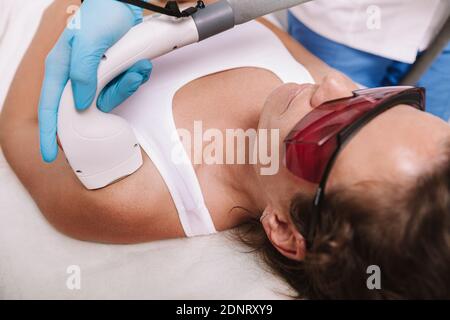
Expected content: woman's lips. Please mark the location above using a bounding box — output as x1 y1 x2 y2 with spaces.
279 83 314 116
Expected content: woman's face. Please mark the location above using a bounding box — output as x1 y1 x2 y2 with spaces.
254 71 450 260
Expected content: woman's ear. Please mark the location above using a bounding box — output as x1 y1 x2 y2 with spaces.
261 207 306 261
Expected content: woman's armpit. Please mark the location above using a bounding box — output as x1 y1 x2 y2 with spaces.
2 118 184 243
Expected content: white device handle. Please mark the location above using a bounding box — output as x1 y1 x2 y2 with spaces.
58 15 199 189
58 0 314 190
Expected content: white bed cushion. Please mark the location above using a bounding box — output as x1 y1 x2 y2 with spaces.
0 0 292 300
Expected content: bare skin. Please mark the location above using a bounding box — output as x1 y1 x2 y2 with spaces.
257 82 450 260
0 0 331 243
1 0 449 258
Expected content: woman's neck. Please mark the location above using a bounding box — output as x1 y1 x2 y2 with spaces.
173 67 283 223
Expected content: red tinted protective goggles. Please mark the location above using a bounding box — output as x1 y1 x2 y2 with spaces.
284 86 425 248
284 86 425 185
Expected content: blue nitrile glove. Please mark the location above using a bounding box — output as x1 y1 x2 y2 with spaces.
39 0 153 163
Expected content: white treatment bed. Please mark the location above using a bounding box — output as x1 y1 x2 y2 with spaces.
0 0 292 300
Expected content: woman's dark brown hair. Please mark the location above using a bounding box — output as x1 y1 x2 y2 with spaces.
236 142 450 299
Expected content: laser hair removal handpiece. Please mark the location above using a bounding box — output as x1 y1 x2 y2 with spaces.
58 0 312 189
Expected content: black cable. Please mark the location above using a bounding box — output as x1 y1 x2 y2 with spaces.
117 0 185 17
81 0 203 18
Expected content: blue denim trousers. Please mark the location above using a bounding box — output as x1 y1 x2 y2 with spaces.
288 12 450 121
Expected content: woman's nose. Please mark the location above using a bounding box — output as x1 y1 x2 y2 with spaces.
310 70 359 108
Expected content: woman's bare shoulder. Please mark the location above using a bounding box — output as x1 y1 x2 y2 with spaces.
1 116 185 243
0 0 185 244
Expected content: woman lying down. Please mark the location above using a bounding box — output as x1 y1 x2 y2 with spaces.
1 1 449 299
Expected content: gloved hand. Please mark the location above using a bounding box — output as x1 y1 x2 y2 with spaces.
39 0 153 163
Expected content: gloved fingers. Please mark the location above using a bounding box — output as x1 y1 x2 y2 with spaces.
128 59 153 83
69 36 108 111
70 0 143 111
127 4 144 25
38 30 73 163
97 60 153 113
